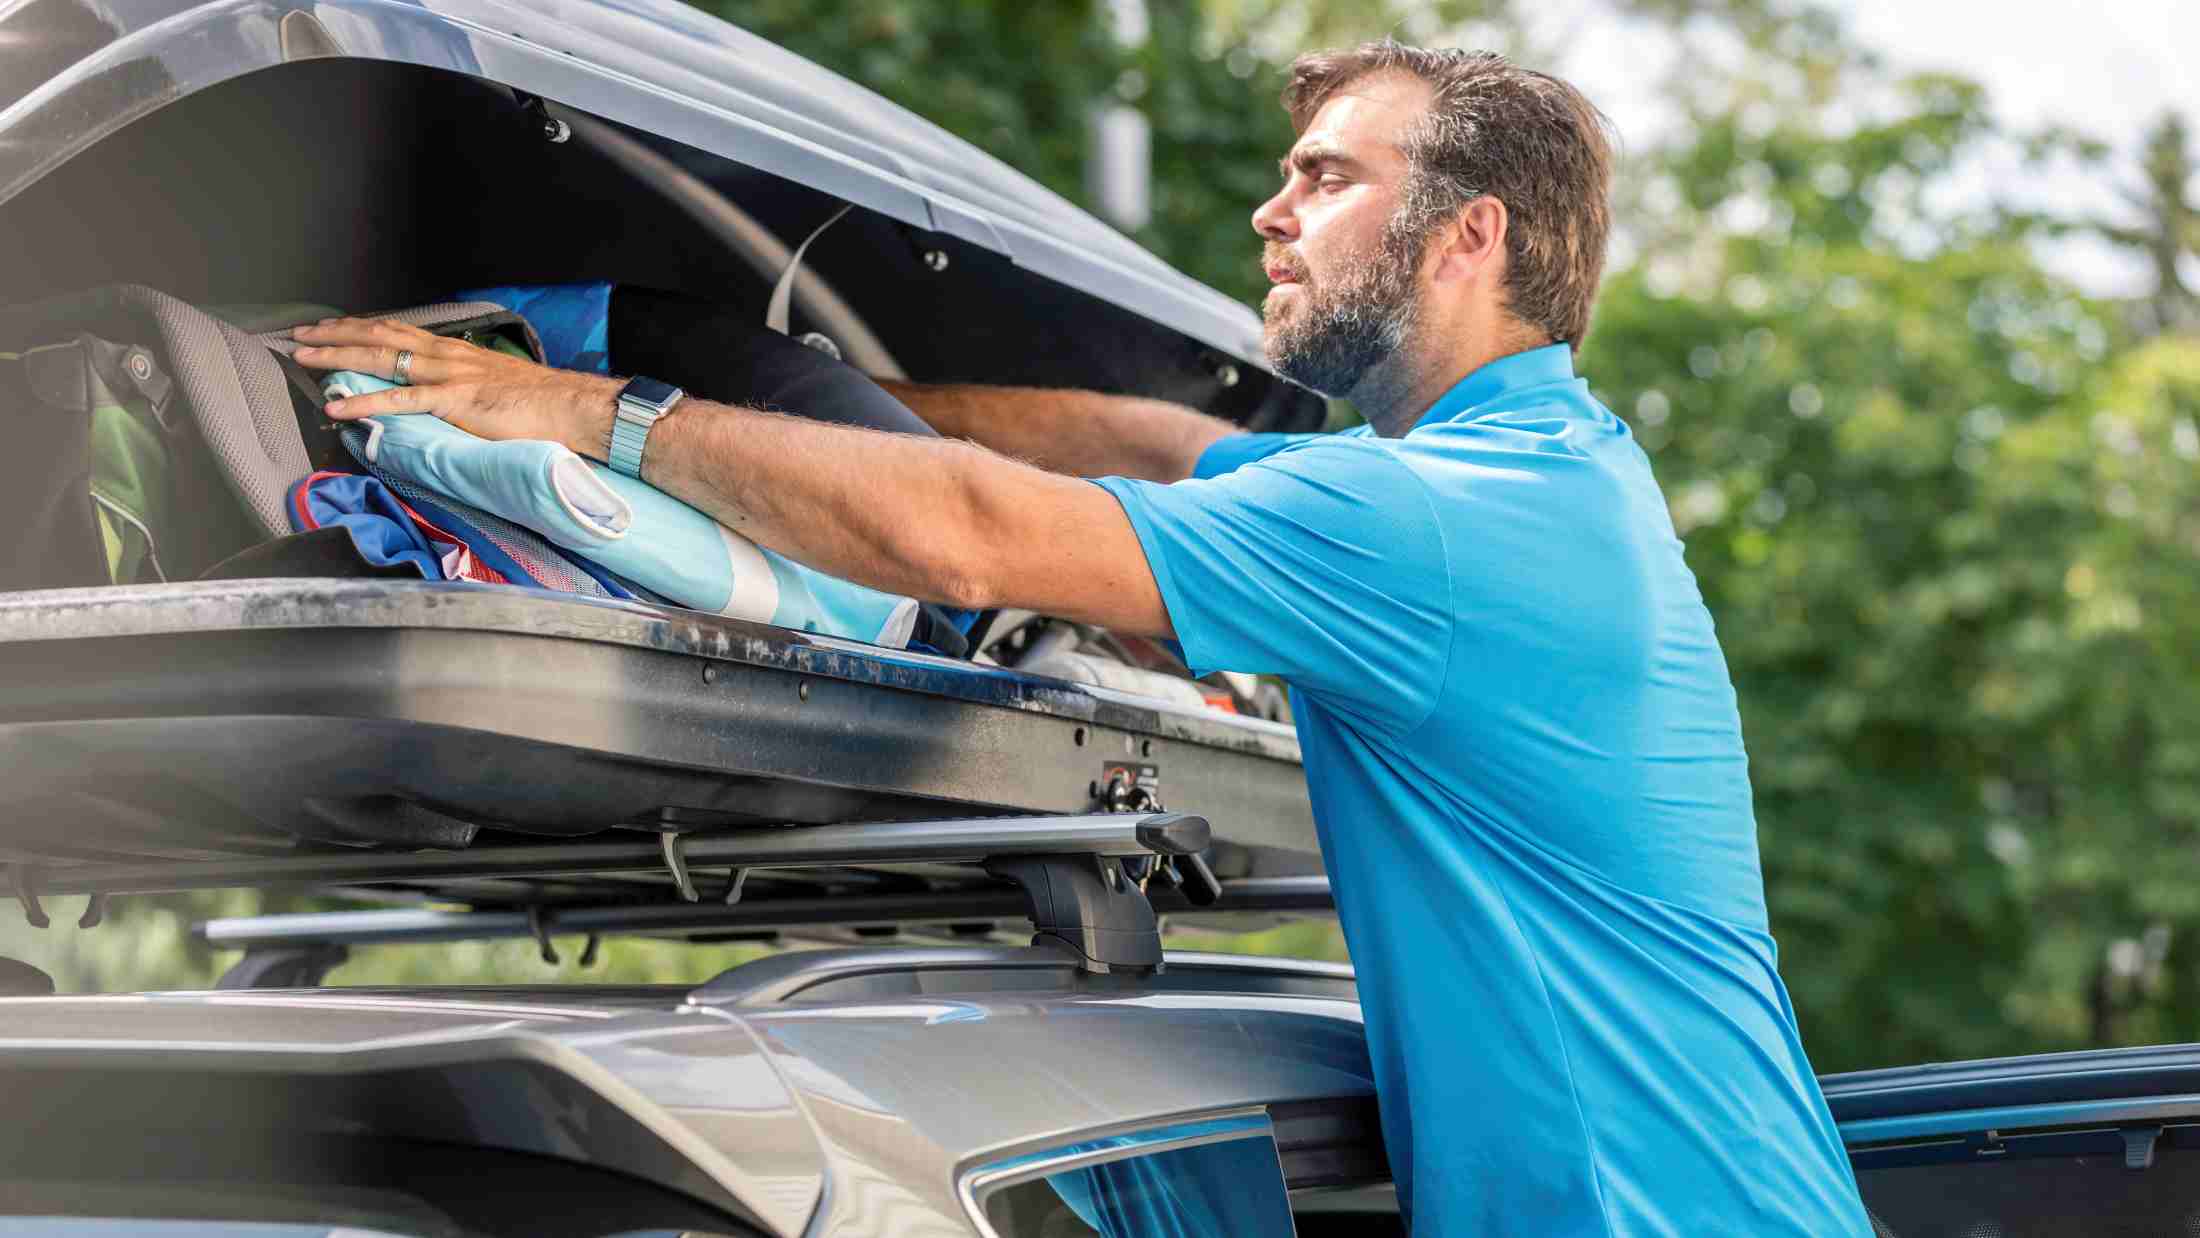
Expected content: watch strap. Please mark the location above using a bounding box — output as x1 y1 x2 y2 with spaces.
608 410 651 477
608 377 683 478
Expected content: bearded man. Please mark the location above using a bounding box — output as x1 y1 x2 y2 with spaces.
297 40 1873 1237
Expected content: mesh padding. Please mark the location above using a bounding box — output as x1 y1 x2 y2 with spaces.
106 285 311 538
1860 1146 2200 1237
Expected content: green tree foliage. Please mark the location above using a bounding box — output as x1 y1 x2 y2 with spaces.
1582 34 2200 1066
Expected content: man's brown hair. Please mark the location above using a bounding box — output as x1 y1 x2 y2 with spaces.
1285 41 1615 349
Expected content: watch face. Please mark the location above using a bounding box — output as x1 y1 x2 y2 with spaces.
620 376 681 409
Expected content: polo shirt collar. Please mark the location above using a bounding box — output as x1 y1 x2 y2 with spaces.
1411 343 1576 431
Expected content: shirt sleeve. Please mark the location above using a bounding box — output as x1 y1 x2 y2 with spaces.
1192 432 1322 479
1093 436 1454 738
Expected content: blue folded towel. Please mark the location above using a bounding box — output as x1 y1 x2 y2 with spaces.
323 371 919 648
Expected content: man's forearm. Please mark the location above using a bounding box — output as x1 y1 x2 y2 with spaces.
875 380 1240 483
637 396 1171 634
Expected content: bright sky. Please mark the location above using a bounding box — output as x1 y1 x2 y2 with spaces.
1533 0 2197 297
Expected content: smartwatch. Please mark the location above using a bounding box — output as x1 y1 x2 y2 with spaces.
608 375 685 478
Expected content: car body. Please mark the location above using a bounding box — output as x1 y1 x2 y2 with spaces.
0 948 1388 1237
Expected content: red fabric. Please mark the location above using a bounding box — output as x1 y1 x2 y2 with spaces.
288 470 508 585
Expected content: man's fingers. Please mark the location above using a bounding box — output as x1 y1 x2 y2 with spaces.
294 317 445 358
308 315 435 342
321 386 443 421
293 344 460 385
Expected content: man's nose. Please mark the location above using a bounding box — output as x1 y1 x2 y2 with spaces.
1251 186 1298 242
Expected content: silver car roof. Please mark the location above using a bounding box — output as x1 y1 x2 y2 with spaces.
0 977 1375 1237
0 0 1268 367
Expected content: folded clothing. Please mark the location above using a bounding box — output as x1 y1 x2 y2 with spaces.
325 370 919 648
287 469 506 584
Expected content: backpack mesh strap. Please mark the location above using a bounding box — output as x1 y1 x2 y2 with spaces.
255 300 518 359
93 285 307 539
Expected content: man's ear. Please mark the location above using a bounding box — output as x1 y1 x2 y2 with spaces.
1430 196 1508 287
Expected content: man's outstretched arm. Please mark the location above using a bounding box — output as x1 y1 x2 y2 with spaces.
875 380 1242 483
295 317 1176 634
639 400 1172 628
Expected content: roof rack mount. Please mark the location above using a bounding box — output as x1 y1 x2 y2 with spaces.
118 811 1262 983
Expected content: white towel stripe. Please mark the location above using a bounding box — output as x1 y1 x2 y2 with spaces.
713 523 781 622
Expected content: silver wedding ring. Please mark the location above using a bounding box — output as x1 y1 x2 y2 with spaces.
392 349 415 386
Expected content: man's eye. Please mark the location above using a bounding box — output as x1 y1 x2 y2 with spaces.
1318 177 1350 194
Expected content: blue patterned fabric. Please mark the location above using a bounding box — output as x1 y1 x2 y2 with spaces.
455 282 613 373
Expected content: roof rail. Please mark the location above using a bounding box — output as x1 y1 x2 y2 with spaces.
687 942 1356 1007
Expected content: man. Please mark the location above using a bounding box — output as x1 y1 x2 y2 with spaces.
297 40 1871 1236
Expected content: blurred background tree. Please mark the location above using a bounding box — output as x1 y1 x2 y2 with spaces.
10 0 2196 1076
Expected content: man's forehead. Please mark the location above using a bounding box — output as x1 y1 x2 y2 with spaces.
1285 72 1432 172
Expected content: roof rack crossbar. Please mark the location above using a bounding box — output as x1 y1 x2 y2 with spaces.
28 812 1208 898
199 892 1033 950
191 876 1333 952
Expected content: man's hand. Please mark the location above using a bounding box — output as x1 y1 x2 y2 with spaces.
292 317 624 460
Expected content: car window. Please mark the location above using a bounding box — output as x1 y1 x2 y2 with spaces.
976 1121 1297 1238
1288 1184 1405 1237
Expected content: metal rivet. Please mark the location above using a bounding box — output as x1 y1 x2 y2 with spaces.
1215 363 1240 388
1140 739 1153 758
702 663 718 685
541 116 572 143
922 250 950 273
128 353 153 381
798 681 811 701
1073 727 1087 747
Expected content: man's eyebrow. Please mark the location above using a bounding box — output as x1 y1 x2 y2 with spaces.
1279 143 1362 180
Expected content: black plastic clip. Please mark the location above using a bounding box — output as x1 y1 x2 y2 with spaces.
528 905 560 966
578 933 601 969
10 865 48 930
1143 853 1223 907
660 832 700 903
2123 1125 2162 1171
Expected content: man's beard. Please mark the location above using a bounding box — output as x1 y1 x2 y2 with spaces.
1262 215 1429 398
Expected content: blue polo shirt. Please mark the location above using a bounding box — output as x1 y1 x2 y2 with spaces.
1093 345 1869 1237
